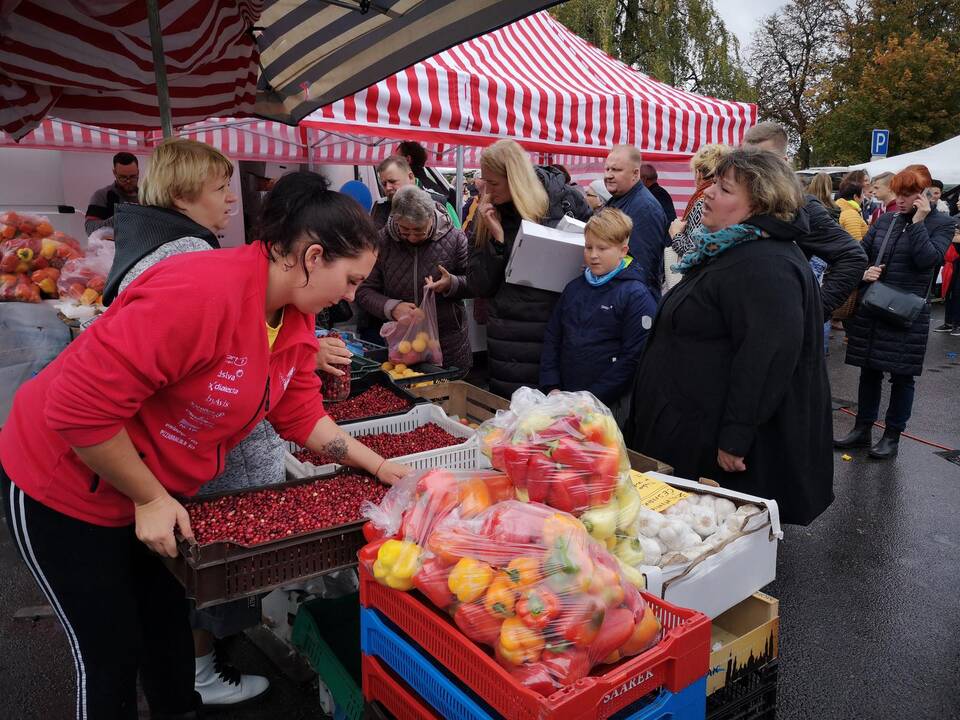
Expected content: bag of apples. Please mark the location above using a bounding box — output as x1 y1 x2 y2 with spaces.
380 287 443 367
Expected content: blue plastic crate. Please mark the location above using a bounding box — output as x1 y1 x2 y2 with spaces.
360 607 706 720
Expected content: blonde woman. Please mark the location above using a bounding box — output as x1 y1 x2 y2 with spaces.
628 147 833 526
807 173 840 221
467 139 553 397
669 143 732 256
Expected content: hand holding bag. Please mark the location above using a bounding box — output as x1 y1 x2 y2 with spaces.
380 287 443 366
859 216 930 329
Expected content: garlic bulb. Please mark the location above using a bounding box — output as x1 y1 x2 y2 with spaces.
658 518 692 550
637 536 662 566
689 505 719 538
713 498 737 522
633 507 665 538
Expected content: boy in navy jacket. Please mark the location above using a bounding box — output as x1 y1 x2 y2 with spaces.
540 208 658 408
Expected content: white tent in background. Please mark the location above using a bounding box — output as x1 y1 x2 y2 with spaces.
850 134 960 185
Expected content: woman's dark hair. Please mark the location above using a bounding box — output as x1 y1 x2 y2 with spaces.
257 171 379 278
837 181 863 201
397 140 428 170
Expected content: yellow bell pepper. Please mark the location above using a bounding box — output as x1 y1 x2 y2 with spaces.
483 572 517 618
504 557 540 589
497 616 544 665
448 557 494 603
372 539 423 591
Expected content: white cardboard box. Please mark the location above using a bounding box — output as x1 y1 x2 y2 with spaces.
638 472 782 619
505 220 585 293
556 215 587 234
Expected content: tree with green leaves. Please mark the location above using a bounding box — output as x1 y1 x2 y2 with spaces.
747 0 843 169
810 0 960 164
551 0 752 101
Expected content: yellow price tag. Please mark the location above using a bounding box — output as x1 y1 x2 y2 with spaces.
630 470 689 512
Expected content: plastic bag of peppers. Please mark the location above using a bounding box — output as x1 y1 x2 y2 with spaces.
474 389 650 571
359 469 662 696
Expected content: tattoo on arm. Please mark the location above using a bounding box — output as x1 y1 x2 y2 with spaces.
320 434 349 463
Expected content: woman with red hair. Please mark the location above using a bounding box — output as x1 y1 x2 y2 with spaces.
835 164 956 458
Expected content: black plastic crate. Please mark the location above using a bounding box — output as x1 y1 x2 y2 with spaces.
167 470 381 608
707 659 778 720
325 371 426 425
389 363 462 386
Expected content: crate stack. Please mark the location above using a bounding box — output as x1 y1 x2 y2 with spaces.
357 566 712 720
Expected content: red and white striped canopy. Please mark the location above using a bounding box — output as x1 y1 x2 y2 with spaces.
304 11 756 160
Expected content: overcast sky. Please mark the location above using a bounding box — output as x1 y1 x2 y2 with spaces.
713 0 786 51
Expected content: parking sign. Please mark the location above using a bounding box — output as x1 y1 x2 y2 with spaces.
871 129 890 157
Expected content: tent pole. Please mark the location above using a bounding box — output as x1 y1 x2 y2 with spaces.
455 145 465 218
146 0 173 138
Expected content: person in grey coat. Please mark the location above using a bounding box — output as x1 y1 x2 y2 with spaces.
356 185 473 375
835 165 955 459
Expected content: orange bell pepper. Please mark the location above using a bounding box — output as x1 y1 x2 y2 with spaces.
483 572 517 618
459 477 491 518
504 556 540 589
497 616 544 665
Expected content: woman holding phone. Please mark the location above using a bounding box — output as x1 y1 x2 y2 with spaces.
835 164 955 459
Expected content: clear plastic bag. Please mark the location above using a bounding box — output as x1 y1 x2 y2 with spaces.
0 212 82 275
380 287 443 367
0 273 40 303
358 469 662 695
56 237 113 306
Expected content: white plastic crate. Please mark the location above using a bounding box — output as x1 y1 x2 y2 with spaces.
284 404 488 478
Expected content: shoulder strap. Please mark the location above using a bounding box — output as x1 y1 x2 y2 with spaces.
873 215 901 266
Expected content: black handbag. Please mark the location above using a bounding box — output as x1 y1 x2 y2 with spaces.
860 216 931 329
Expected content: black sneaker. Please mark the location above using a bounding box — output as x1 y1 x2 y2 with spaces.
933 323 954 333
951 327 960 337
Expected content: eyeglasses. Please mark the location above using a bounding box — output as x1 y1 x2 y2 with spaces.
115 173 139 182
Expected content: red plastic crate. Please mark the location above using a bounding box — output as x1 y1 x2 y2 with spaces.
358 566 710 720
363 654 441 720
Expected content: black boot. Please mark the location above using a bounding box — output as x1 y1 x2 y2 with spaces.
834 421 873 448
869 428 901 459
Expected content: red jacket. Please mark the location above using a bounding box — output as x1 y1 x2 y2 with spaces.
0 242 324 526
943 243 959 299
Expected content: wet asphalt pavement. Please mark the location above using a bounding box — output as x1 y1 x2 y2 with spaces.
1 307 958 720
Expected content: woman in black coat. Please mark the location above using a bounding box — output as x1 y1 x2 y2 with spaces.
468 140 593 398
627 147 833 526
835 165 955 458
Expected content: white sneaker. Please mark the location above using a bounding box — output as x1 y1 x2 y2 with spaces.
195 648 270 707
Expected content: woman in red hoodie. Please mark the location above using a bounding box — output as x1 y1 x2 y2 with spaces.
0 171 407 719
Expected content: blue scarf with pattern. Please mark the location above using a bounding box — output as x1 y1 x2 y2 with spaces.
671 223 762 274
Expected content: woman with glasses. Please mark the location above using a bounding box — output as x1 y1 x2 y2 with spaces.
356 185 473 375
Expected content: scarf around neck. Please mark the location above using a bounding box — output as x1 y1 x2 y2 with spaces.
585 256 631 286
671 223 762 274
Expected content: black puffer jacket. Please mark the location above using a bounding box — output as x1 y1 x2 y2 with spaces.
468 203 555 397
845 209 955 376
797 195 868 319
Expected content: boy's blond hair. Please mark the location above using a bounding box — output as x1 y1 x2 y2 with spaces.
139 138 234 208
585 207 633 246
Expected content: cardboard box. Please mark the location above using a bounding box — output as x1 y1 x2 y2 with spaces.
638 472 782 619
555 215 586 234
505 220 585 293
707 592 779 695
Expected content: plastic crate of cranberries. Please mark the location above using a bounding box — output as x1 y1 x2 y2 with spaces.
166 470 388 608
324 372 424 424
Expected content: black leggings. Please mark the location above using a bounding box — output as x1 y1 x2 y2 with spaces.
1 467 198 719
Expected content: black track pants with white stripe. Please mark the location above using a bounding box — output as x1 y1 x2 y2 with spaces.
1 467 198 719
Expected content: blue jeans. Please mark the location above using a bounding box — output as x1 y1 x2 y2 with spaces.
856 367 916 432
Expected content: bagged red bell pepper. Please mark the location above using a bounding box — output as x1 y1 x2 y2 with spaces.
476 389 644 554
357 468 662 695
